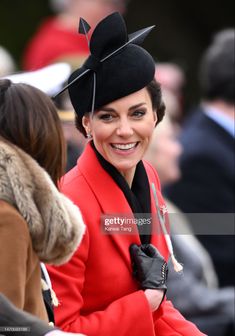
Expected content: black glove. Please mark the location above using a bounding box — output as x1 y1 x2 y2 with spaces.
129 243 168 291
0 293 55 336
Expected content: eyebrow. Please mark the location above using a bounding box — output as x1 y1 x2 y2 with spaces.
99 102 147 112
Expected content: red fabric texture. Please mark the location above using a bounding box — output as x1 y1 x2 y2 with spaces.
47 143 205 335
22 17 89 70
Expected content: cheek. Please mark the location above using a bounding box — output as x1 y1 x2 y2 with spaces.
92 124 113 145
141 121 156 141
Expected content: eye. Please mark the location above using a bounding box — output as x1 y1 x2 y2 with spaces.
97 112 115 122
132 110 146 118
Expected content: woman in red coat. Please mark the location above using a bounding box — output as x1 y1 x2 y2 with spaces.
47 12 205 335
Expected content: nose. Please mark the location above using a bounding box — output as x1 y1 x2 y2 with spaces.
116 118 134 137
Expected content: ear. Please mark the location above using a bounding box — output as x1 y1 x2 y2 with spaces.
153 109 158 126
82 115 92 135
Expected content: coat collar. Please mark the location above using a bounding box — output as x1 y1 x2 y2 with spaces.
0 139 85 265
77 143 168 259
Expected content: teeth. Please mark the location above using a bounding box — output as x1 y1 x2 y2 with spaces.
112 143 137 150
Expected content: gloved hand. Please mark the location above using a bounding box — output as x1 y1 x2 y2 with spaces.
129 243 168 291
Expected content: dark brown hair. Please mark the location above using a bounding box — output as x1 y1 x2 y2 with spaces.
75 78 165 137
199 29 234 104
0 79 66 186
146 78 165 125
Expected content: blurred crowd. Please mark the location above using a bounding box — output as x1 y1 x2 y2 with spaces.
0 1 234 336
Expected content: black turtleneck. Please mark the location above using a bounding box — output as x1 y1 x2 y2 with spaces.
91 142 152 244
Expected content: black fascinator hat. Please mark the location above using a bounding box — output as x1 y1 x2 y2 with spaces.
55 12 156 117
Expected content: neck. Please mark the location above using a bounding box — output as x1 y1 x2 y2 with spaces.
119 167 136 188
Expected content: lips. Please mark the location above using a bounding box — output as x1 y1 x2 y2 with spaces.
111 142 138 150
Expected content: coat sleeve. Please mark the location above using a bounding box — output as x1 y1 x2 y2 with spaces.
47 230 156 336
0 206 29 308
47 232 205 336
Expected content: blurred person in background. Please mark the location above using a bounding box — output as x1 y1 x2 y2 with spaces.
164 29 235 288
155 62 186 129
144 109 183 188
22 0 129 70
0 78 85 325
144 110 235 336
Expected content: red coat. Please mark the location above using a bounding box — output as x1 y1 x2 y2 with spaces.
47 143 205 335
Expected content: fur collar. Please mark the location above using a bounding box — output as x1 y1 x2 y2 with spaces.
0 139 85 265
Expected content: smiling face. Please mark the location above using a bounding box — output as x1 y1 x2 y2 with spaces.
82 88 157 185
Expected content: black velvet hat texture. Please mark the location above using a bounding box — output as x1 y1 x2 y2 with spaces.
57 12 156 117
